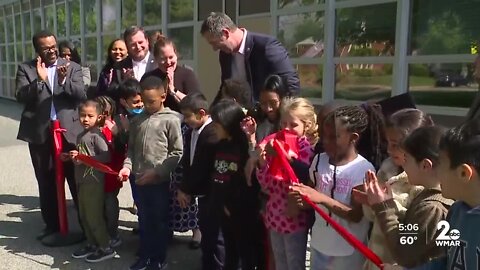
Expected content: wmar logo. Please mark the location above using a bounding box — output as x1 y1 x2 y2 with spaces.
435 220 461 247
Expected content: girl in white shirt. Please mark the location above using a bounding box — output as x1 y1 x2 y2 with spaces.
291 105 376 270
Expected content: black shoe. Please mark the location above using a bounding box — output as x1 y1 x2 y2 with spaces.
85 247 116 263
132 228 140 235
36 228 56 240
130 258 149 270
72 245 97 259
189 240 201 250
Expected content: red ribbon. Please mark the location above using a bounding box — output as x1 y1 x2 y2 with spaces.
266 129 299 180
52 120 69 235
76 154 119 175
271 131 384 269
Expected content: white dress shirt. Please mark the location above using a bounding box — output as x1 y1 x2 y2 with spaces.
132 51 150 81
47 61 58 120
190 117 212 165
231 29 248 82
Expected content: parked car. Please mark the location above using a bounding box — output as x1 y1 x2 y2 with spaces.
435 73 470 87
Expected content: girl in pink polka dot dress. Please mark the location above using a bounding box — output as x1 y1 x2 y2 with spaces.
256 97 318 270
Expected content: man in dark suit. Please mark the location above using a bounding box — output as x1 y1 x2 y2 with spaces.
15 30 86 239
201 12 300 104
110 26 157 90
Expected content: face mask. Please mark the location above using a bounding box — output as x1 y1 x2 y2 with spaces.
127 108 144 115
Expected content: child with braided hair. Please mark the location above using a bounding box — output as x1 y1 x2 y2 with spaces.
290 105 376 270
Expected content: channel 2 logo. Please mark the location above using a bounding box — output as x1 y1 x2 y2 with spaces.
435 220 461 247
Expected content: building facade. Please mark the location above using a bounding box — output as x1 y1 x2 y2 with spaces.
0 0 478 116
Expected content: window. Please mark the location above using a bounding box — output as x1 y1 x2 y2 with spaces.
14 14 21 42
84 0 97 34
33 9 42 34
408 63 476 107
225 0 236 22
69 1 81 35
297 64 323 98
198 0 222 21
6 15 13 42
16 43 22 62
85 37 97 61
102 0 117 32
240 0 270 15
122 0 137 29
335 63 393 101
336 3 396 57
23 12 32 40
278 12 325 58
144 0 161 26
410 0 479 55
278 0 323 9
45 5 55 33
168 27 194 60
169 0 194 23
0 16 4 43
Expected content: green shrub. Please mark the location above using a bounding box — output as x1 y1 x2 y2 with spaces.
353 69 374 77
410 64 430 77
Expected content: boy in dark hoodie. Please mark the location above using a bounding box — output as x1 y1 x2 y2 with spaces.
119 76 183 270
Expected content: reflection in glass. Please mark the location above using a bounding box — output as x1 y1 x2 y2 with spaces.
85 37 97 61
0 47 6 63
122 0 137 29
45 5 55 33
408 63 477 107
297 64 323 98
7 45 14 62
6 16 14 43
69 1 81 35
102 35 116 61
336 3 396 57
15 14 22 42
144 0 161 26
278 0 323 9
89 64 98 81
410 0 478 55
1 63 7 77
240 0 269 15
16 44 23 63
102 0 116 32
278 12 325 58
0 17 4 43
26 45 33 60
335 63 392 101
84 0 97 34
33 9 42 34
168 27 194 60
169 0 193 23
198 0 222 21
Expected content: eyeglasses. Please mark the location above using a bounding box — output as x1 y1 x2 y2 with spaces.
40 46 57 54
259 99 280 109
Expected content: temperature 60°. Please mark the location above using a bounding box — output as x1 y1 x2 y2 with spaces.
400 236 417 245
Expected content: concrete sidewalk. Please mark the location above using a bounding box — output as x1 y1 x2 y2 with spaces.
0 99 201 270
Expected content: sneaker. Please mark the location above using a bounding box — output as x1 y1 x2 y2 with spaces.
72 245 97 259
109 236 122 248
129 258 150 270
85 247 116 263
148 261 168 270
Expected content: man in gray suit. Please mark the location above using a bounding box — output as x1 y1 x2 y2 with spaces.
15 30 86 240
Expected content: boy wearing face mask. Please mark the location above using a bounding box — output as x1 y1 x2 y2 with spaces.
114 78 145 230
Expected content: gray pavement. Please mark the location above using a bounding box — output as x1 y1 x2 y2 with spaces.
0 99 200 270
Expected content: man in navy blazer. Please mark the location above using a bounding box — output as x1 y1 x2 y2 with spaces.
201 12 300 104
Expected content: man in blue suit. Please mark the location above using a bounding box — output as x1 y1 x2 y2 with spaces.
201 12 300 105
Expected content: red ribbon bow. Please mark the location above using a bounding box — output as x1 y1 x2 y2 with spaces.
270 130 384 269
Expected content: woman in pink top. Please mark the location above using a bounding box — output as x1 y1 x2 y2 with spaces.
256 97 318 270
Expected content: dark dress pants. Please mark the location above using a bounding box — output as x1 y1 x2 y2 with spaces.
28 135 78 232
